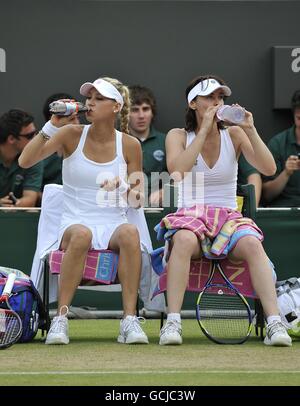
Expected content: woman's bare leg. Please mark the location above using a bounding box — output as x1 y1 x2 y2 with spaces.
166 230 201 313
108 224 141 316
229 236 278 317
57 225 92 314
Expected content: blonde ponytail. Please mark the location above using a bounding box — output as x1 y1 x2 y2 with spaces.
102 77 130 133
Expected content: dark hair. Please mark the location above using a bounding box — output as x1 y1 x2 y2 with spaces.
128 85 157 118
0 109 34 144
291 90 300 113
43 92 74 121
184 74 228 132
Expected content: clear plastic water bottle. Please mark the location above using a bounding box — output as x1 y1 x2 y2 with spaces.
49 101 88 116
216 105 245 124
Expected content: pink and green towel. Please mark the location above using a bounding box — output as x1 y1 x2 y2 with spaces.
151 204 270 299
155 205 263 259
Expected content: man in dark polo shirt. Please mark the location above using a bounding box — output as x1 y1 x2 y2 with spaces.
128 85 167 207
0 109 43 207
262 90 300 207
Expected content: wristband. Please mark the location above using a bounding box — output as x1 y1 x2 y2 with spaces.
41 120 60 139
117 178 130 195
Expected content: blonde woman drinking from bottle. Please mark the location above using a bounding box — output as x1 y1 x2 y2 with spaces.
19 77 149 345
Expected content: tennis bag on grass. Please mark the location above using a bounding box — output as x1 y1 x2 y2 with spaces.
276 277 300 338
0 267 46 343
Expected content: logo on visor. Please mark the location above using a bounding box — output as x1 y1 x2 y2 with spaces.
199 79 212 93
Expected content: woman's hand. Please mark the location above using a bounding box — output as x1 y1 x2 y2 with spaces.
231 104 254 131
197 104 220 136
50 99 79 127
100 176 121 191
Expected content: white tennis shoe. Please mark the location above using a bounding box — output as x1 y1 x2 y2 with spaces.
45 306 69 345
159 320 182 345
264 320 292 347
118 315 149 344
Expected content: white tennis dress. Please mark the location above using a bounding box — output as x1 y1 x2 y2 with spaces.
58 125 128 249
177 129 238 210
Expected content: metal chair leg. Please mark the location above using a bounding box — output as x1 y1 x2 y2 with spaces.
41 256 51 338
160 291 167 329
254 299 265 341
136 295 139 317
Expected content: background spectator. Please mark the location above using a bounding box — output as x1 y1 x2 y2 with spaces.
262 90 300 207
0 109 43 207
129 85 167 207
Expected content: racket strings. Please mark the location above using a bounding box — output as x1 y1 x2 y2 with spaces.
0 309 22 347
198 286 251 343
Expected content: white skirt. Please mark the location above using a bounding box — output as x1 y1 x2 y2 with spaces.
58 217 128 250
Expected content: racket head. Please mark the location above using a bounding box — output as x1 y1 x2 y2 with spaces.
196 263 253 344
0 306 23 349
0 273 23 349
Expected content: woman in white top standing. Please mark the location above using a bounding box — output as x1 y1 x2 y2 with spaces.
19 77 149 345
158 75 291 347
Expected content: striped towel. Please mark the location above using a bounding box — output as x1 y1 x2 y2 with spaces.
155 204 263 259
49 249 119 285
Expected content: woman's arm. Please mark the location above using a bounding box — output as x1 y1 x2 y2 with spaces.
166 105 220 179
124 135 145 208
230 111 276 177
18 115 78 168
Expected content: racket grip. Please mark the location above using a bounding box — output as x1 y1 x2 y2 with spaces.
3 273 17 296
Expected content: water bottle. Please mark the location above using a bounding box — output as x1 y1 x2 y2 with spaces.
216 105 245 124
49 101 88 116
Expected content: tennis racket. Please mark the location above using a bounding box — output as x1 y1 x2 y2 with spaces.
196 260 253 344
0 273 22 349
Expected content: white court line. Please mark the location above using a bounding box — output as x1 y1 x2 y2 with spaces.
1 370 300 375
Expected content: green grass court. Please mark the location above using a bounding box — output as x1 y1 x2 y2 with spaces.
1 319 300 386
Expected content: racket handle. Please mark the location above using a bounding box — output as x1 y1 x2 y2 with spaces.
2 273 16 296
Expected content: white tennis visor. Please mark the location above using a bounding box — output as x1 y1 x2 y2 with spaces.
80 78 124 109
187 78 232 103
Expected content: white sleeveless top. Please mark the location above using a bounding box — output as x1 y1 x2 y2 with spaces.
58 125 128 249
177 129 238 210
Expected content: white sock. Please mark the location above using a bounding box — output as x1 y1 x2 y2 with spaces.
267 315 281 325
167 313 181 323
124 315 135 321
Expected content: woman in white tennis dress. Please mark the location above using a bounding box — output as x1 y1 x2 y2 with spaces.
19 77 149 345
158 75 291 347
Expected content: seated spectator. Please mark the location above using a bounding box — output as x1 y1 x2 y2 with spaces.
0 109 43 207
41 93 80 188
238 154 262 207
128 85 167 206
262 90 300 207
